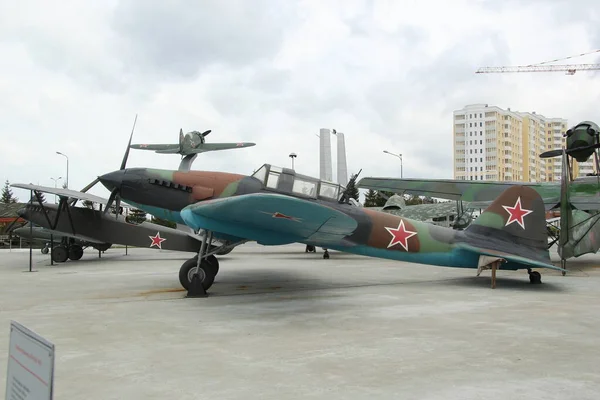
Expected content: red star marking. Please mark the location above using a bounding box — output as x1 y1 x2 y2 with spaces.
236 143 244 147
149 232 166 249
502 196 533 229
385 220 418 251
259 211 302 222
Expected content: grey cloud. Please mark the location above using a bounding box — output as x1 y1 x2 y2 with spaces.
110 0 299 80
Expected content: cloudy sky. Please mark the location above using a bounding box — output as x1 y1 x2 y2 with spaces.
1 0 599 201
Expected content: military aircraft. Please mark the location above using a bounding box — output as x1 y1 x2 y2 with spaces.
130 128 256 171
95 161 565 296
357 121 600 271
10 183 208 263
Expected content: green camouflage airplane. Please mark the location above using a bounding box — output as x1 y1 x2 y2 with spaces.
130 127 255 171
357 121 600 269
92 161 566 296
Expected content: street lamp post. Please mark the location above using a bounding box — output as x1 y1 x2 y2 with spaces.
289 153 297 169
56 152 69 188
383 150 403 178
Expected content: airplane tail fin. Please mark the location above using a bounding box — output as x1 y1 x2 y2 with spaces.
458 185 563 271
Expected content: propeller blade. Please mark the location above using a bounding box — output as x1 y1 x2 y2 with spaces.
539 149 563 158
201 130 211 137
179 128 184 153
79 178 100 194
120 114 138 170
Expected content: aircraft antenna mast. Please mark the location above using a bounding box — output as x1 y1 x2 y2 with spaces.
476 50 600 75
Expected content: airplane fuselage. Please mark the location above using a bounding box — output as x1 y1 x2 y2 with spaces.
99 167 551 271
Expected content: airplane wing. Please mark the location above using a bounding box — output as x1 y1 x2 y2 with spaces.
357 177 556 203
11 183 113 204
130 144 180 153
570 196 600 211
382 202 462 220
180 193 357 246
182 142 256 154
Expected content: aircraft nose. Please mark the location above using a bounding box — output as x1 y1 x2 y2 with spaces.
98 170 126 191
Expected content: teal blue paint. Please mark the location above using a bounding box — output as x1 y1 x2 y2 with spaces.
127 201 186 225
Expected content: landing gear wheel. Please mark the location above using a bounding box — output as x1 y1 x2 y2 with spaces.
179 256 218 291
41 246 49 255
68 245 84 261
323 249 330 259
305 245 316 253
206 254 219 276
529 270 542 284
51 245 69 263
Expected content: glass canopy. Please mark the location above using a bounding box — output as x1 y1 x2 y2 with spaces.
251 164 344 201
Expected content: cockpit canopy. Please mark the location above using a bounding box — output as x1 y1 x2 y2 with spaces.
251 164 345 201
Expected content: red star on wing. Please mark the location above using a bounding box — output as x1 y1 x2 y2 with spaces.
149 232 166 249
502 196 533 229
385 220 417 251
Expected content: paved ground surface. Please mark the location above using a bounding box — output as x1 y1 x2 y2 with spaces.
1 243 599 399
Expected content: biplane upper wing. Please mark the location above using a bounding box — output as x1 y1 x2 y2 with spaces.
180 192 358 246
11 183 115 205
357 177 560 207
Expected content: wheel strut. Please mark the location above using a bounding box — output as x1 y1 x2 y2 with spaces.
187 231 213 298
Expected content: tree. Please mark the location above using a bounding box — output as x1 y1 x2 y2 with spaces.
126 208 147 224
36 192 47 203
374 191 395 207
347 185 360 203
1 180 17 203
363 189 379 207
151 215 176 229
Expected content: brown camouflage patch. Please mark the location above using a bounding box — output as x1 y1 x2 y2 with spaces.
363 209 421 252
173 171 244 199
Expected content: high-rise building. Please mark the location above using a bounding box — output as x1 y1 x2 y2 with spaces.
319 128 333 182
318 128 349 185
453 104 596 182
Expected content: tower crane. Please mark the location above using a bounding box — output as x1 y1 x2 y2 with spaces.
476 50 600 75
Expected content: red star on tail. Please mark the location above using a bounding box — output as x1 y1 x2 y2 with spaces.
149 232 166 249
502 196 533 229
385 220 417 251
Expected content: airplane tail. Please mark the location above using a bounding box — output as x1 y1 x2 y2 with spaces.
458 185 563 271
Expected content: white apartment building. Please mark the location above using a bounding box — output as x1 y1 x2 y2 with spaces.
453 104 595 182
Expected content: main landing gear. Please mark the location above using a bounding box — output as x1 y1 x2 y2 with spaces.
50 241 84 263
180 231 245 297
527 268 542 284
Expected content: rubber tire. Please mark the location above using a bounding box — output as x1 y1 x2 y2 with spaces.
206 254 220 275
41 247 49 255
52 246 69 263
68 245 84 261
529 271 542 284
179 256 219 291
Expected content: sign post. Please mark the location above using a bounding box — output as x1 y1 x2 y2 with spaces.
5 321 55 400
